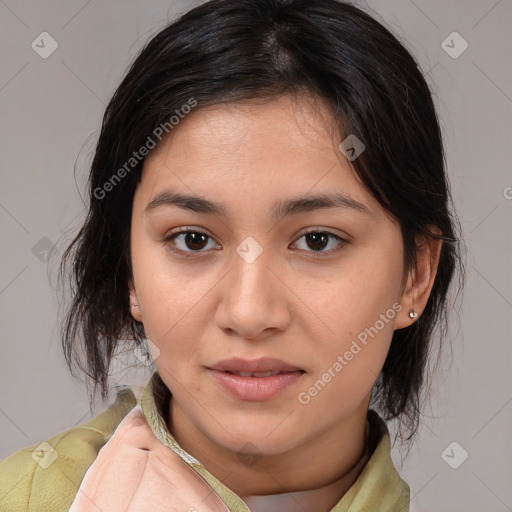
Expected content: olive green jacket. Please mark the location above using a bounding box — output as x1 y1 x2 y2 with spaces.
0 372 409 511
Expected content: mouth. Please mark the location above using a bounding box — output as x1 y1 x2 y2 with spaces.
207 357 305 401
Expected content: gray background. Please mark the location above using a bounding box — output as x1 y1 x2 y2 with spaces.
0 0 511 510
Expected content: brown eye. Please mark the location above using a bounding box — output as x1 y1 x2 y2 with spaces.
165 229 220 254
292 230 347 254
181 232 209 250
304 232 330 251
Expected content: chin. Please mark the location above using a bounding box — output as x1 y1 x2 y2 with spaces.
210 417 304 457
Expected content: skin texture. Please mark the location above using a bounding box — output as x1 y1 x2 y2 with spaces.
128 94 441 508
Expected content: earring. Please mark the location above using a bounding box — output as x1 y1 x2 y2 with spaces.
408 309 417 319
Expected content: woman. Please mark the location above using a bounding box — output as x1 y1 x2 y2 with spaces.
0 0 463 510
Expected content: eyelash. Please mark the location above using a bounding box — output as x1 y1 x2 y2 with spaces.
163 227 349 258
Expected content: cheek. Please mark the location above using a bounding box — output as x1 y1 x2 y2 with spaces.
297 312 397 419
130 245 201 354
299 247 402 387
132 231 197 309
307 251 402 337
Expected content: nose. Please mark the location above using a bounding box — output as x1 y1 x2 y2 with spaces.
214 244 292 341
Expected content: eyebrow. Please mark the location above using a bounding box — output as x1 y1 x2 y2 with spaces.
144 191 370 218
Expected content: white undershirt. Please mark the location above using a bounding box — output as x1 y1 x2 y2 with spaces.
243 489 331 512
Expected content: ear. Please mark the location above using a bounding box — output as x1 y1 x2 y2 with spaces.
395 232 443 329
128 279 143 322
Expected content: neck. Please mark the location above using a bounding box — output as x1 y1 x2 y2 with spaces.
241 423 371 512
168 399 373 510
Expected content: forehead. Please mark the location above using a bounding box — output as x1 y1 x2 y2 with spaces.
146 94 338 166
136 94 379 216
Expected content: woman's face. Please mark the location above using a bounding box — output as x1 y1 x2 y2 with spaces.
129 94 414 457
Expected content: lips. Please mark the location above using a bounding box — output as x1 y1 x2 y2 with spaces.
207 357 305 401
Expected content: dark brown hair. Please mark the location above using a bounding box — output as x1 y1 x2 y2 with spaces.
59 0 464 442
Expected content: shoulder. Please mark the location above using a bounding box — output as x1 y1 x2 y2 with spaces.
0 387 137 512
